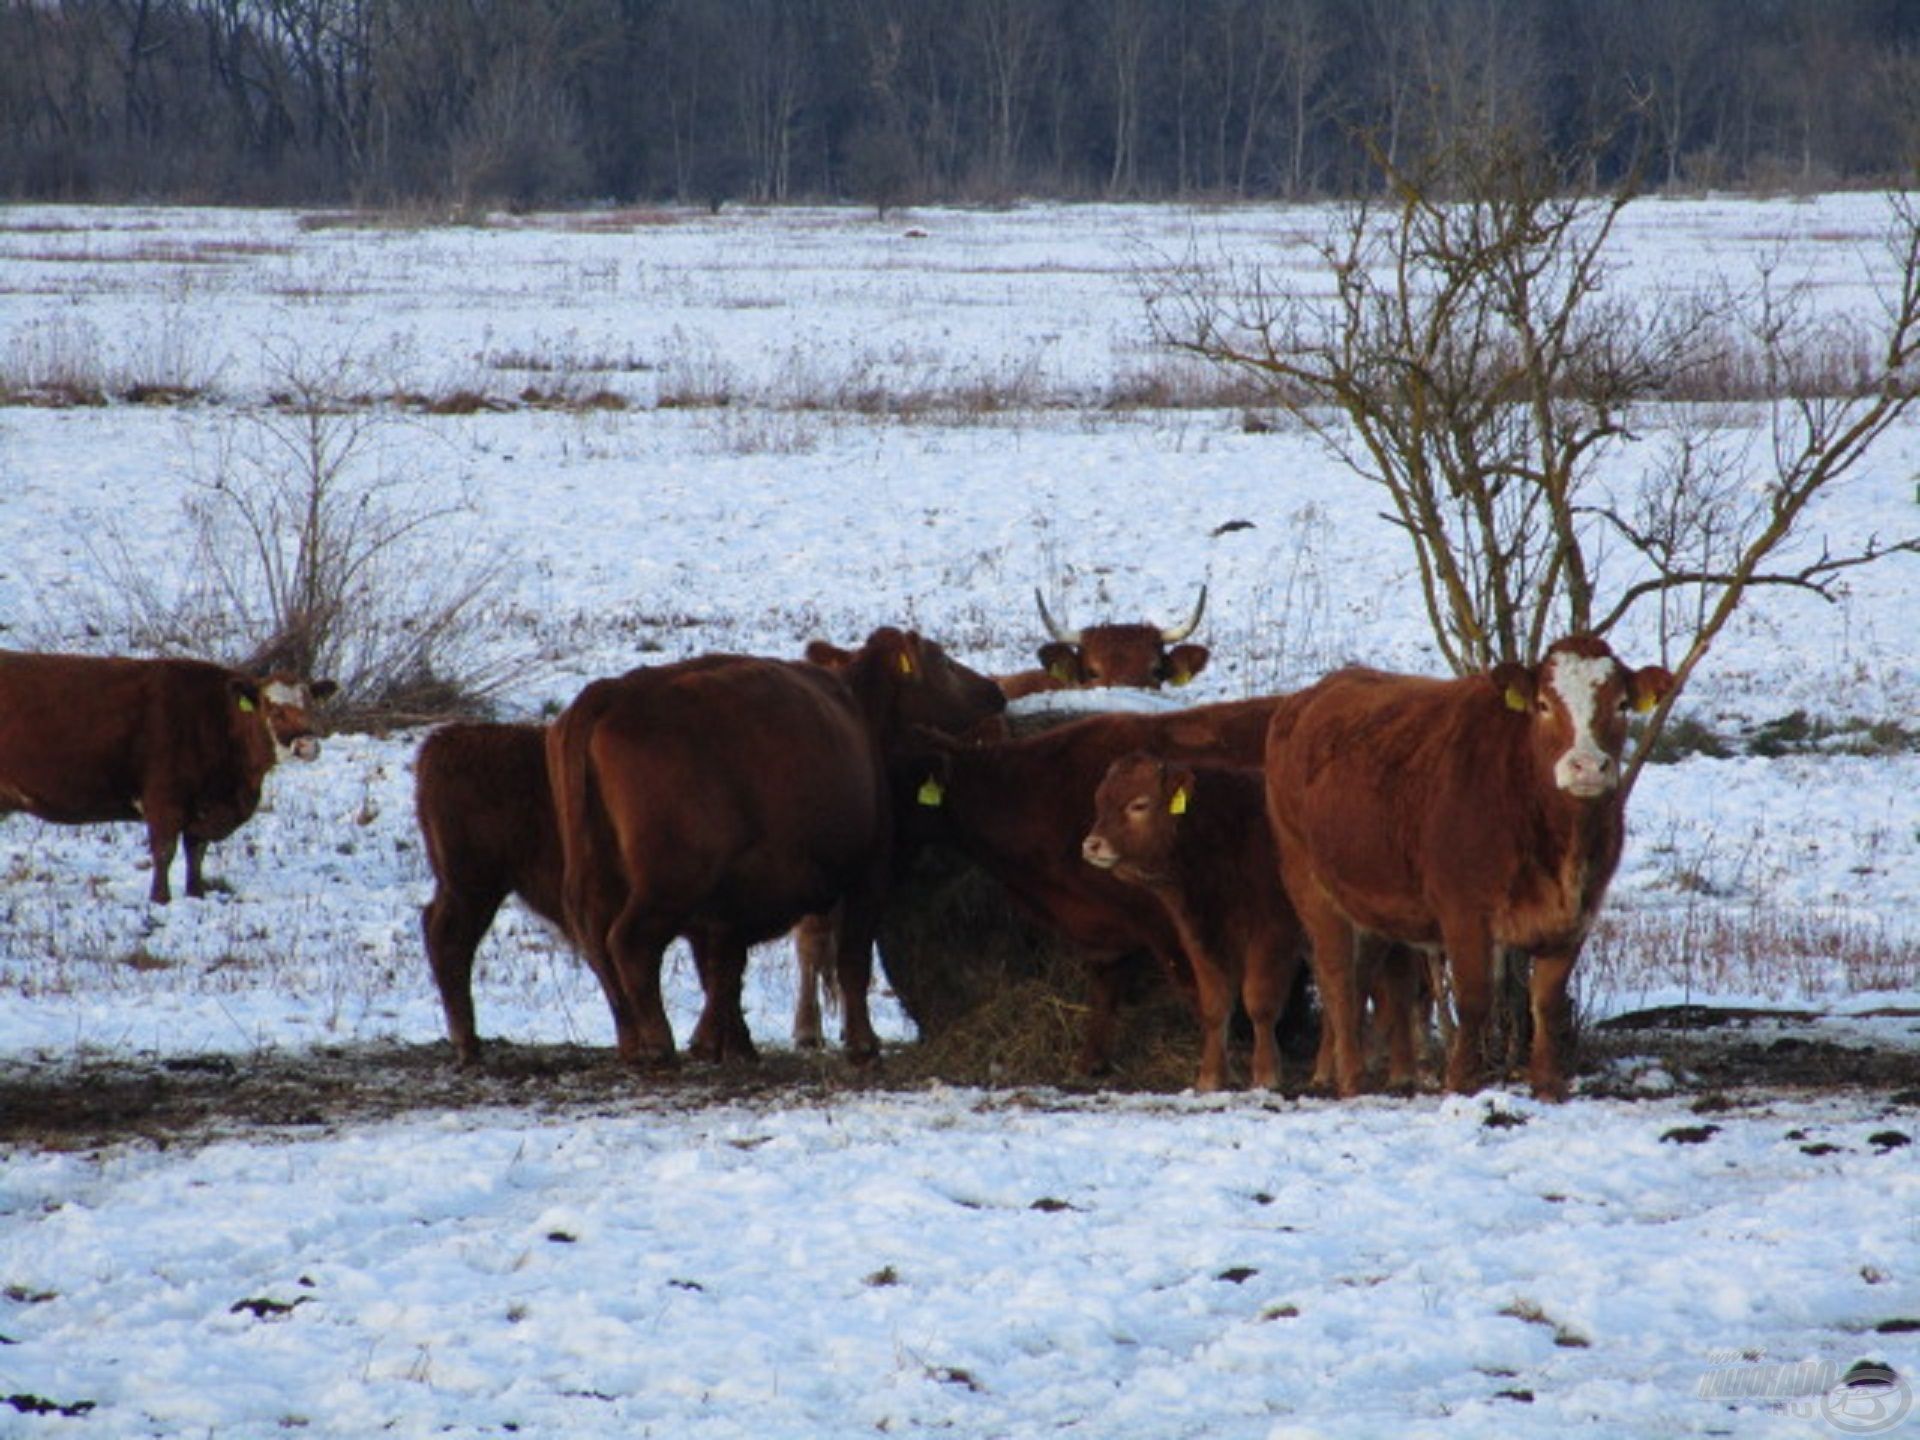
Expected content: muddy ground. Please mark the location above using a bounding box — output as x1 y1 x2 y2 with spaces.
2 1005 1916 1154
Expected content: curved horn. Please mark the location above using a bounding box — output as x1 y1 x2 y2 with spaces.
1034 587 1079 644
1160 585 1208 643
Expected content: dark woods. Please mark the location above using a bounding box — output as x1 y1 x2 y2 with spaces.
4 0 1919 210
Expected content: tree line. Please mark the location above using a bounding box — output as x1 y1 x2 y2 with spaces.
4 0 1918 209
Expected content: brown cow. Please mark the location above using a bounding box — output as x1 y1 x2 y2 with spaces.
896 695 1283 1074
1264 635 1672 1101
997 586 1211 699
0 651 334 903
1082 754 1303 1092
547 628 1004 1067
415 721 595 1065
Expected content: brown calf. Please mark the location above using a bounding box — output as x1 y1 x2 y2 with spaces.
415 721 597 1064
1082 754 1303 1092
896 695 1282 1075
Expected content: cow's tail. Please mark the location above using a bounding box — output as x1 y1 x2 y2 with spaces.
546 690 607 952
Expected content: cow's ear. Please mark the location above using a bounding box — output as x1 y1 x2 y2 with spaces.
309 678 339 702
1491 662 1535 713
1164 644 1210 687
228 676 262 715
1629 665 1675 714
860 627 920 680
895 634 923 679
805 639 854 669
1037 641 1084 685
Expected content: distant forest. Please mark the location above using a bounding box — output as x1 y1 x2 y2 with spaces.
5 0 1919 208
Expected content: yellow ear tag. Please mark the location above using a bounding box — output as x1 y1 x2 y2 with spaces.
1504 686 1528 713
237 696 256 713
1633 690 1657 714
1048 659 1075 683
897 653 916 677
1169 669 1192 688
916 777 945 807
1168 786 1189 816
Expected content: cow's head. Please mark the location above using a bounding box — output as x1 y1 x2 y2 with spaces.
1034 585 1210 689
1491 636 1672 799
254 674 339 761
1082 751 1191 882
808 629 1007 742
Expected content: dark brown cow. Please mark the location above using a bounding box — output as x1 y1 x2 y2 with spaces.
0 651 334 903
1082 754 1303 1092
415 721 594 1065
1264 635 1672 1101
997 586 1211 699
547 628 1004 1067
791 634 1010 1048
897 695 1283 1074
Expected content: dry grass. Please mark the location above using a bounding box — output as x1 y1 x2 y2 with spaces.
1580 902 1920 1012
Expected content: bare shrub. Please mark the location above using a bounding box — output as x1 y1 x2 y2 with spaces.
76 344 535 727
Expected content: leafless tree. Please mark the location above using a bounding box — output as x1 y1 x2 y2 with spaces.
1148 124 1920 790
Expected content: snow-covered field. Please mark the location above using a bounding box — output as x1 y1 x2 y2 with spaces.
0 197 1916 1437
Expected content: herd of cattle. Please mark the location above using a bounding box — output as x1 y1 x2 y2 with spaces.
0 589 1672 1102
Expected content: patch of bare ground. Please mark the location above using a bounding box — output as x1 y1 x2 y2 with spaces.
0 1005 1912 1155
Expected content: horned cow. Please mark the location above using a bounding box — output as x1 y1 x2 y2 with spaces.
997 586 1211 699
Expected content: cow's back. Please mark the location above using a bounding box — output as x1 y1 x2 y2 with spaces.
559 656 884 940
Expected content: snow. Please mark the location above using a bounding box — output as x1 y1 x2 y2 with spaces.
0 197 1916 1436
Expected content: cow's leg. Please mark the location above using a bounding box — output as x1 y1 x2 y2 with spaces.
143 813 181 904
182 836 210 899
1293 896 1363 1097
1442 925 1495 1095
791 911 836 1048
605 901 678 1068
1076 955 1125 1077
688 929 758 1065
1187 949 1235 1094
831 893 882 1065
1372 944 1422 1093
1240 939 1295 1093
421 883 505 1065
1526 950 1578 1102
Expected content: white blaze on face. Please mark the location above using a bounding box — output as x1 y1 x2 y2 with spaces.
1546 651 1619 796
261 680 323 761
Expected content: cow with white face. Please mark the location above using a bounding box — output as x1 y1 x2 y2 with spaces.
1264 635 1672 1101
0 652 335 902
